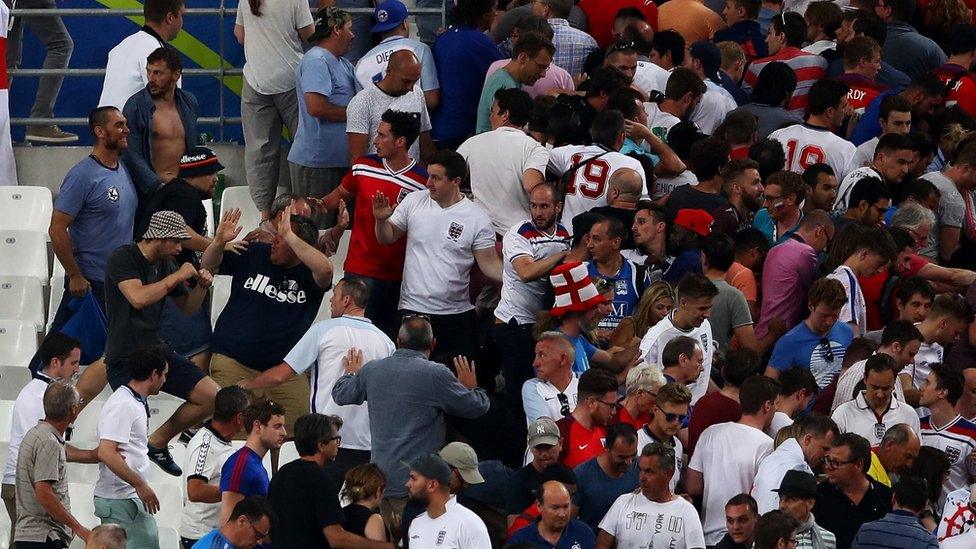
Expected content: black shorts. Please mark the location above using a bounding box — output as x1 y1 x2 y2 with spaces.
107 346 206 400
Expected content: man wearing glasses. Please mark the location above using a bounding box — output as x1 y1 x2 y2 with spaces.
192 496 275 549
812 433 893 549
637 382 691 493
775 470 836 549
555 368 619 469
831 354 920 447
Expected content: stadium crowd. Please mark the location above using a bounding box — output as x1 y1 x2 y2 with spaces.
11 0 976 546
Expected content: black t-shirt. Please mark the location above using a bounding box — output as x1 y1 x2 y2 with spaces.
104 244 187 363
140 179 208 267
210 242 329 370
268 459 344 549
506 464 543 516
341 503 385 540
664 184 732 224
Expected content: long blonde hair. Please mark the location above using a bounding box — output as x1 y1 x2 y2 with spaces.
631 281 674 336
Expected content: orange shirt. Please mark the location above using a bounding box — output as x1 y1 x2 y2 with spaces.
657 0 726 45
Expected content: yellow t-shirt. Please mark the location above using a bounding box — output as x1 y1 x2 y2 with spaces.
868 451 891 487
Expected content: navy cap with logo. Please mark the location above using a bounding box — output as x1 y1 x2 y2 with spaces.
372 0 409 33
179 146 224 178
403 454 453 486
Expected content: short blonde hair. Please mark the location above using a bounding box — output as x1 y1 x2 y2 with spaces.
625 364 667 395
717 41 745 71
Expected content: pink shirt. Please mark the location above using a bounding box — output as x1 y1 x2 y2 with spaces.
486 59 575 99
756 237 819 339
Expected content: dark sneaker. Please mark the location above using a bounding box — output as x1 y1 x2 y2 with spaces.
148 444 183 476
26 125 79 143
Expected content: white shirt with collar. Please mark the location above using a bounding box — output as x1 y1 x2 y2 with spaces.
832 355 907 412
3 374 53 485
751 437 814 514
831 391 921 446
407 496 492 549
521 374 579 426
95 386 150 500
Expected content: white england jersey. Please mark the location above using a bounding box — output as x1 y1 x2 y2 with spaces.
920 414 976 501
769 123 857 182
496 220 572 324
639 312 714 405
548 144 647 231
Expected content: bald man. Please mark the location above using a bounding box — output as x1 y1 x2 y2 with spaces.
346 49 434 164
508 480 596 546
86 524 126 549
573 167 645 249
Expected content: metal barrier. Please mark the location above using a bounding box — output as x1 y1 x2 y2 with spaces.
7 4 446 139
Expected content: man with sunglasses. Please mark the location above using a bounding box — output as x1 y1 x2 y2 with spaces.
831 354 920 447
688 375 778 546
813 433 892 549
192 496 275 549
766 277 853 391
637 382 690 493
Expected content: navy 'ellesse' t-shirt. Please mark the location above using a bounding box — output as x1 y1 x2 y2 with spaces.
211 243 328 370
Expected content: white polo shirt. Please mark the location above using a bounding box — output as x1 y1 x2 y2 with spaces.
283 315 395 451
390 192 496 315
496 219 572 325
180 423 235 540
457 127 551 235
407 496 491 549
831 391 921 447
832 356 907 412
95 386 150 500
521 374 579 425
598 492 705 549
639 312 714 405
3 376 51 485
751 438 814 514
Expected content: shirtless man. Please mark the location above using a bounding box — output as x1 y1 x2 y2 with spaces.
122 46 199 231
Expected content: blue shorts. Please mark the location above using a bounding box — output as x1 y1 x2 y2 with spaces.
107 346 205 401
160 296 212 358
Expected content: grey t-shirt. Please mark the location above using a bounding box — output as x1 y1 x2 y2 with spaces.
918 171 965 259
104 243 187 363
708 277 754 354
15 421 70 544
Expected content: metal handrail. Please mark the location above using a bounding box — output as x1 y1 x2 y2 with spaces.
7 4 447 137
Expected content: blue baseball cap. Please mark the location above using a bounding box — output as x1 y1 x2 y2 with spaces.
372 0 409 33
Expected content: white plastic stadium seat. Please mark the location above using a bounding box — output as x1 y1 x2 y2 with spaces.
0 367 33 400
0 186 53 234
279 441 300 468
0 320 37 369
153 482 184 529
159 526 182 549
219 186 261 235
47 257 66 332
202 198 215 237
0 231 48 282
67 482 99 529
0 276 45 331
149 398 185 434
0 402 13 443
210 275 232 329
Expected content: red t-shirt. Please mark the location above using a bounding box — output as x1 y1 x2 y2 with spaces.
616 405 651 430
836 73 887 113
340 155 428 281
506 502 541 538
557 416 606 469
578 0 658 49
934 63 976 117
686 391 741 456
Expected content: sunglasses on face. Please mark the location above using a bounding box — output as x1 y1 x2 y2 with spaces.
656 404 687 423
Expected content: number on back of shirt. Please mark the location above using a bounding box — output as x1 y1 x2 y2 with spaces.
785 139 826 170
566 153 611 198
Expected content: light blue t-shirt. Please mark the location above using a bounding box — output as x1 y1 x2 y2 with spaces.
769 320 854 389
288 45 361 168
475 67 519 134
191 528 231 548
53 156 137 282
568 333 596 374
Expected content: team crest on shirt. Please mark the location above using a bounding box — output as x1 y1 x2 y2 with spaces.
397 188 409 203
436 529 446 545
106 186 119 202
614 279 628 295
571 544 583 549
447 222 464 241
946 445 962 463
